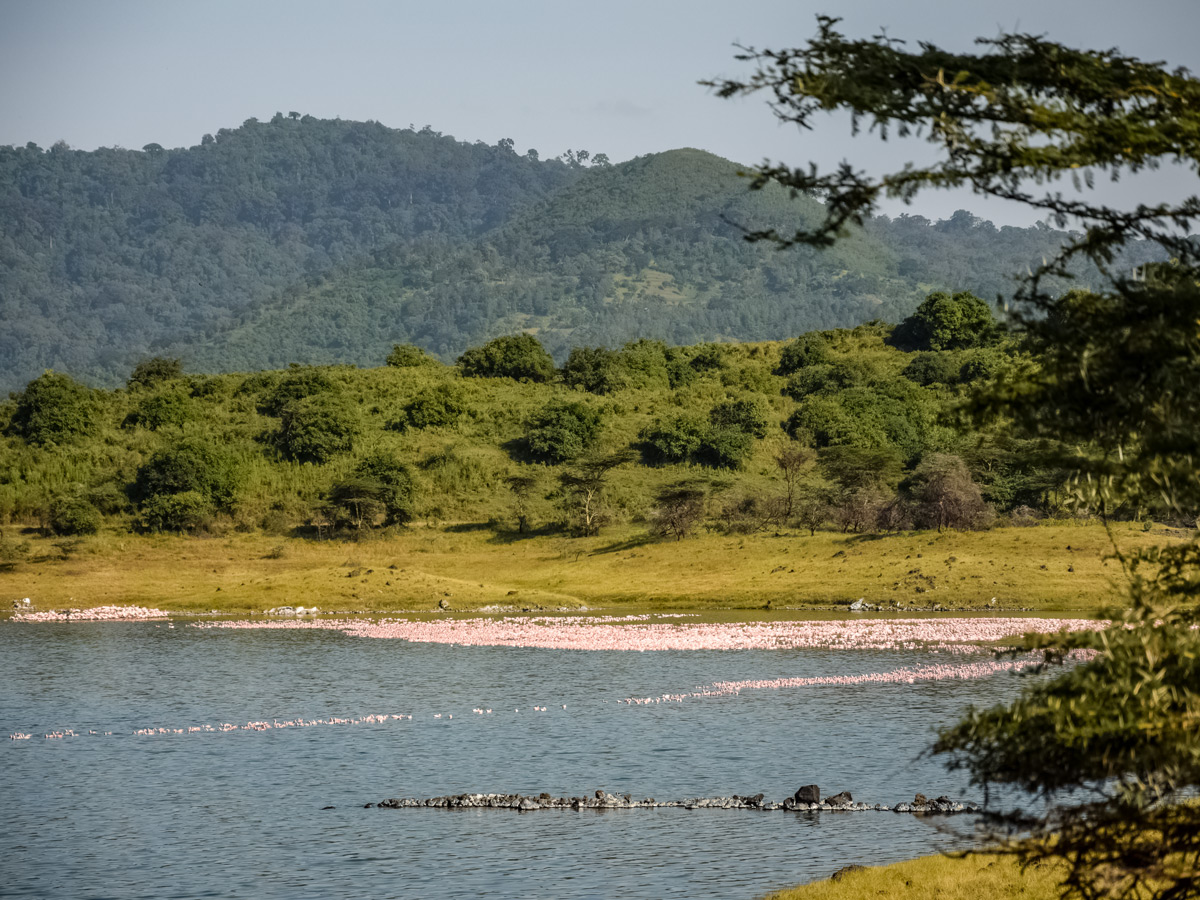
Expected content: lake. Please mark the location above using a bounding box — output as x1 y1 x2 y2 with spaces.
2 617 1032 899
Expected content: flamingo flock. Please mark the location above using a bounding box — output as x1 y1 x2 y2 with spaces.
192 614 1106 653
7 609 1107 746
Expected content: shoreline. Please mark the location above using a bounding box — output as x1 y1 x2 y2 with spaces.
2 519 1179 617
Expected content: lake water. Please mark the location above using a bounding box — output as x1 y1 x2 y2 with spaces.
1 619 1025 899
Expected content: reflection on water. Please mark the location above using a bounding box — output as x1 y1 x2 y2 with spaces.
1 621 1022 899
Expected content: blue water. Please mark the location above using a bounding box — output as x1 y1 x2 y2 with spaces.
1 621 1021 899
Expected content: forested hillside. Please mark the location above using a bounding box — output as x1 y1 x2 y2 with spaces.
0 116 579 389
0 116 1166 391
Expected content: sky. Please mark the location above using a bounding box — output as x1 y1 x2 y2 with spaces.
2 0 1198 226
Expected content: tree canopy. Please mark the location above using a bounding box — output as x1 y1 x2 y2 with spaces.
713 17 1200 900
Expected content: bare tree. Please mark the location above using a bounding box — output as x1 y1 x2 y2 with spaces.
651 483 707 540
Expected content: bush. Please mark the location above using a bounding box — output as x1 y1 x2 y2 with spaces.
694 425 755 469
640 415 707 465
351 453 417 525
132 441 240 511
49 496 101 536
124 389 194 430
385 343 437 367
905 453 993 531
457 334 556 382
776 333 831 375
260 369 336 416
650 483 707 539
525 401 603 464
902 352 962 386
139 490 213 533
709 398 770 438
276 395 359 463
127 357 183 390
8 371 98 446
561 347 626 394
892 291 998 351
389 384 465 431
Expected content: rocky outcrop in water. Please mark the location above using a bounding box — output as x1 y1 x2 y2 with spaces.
366 789 980 814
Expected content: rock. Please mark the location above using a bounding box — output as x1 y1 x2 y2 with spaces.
438 598 450 610
794 784 820 804
831 864 866 881
913 792 929 807
826 791 853 807
849 598 866 611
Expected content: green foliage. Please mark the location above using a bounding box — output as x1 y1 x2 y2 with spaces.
892 292 998 352
709 398 770 439
132 440 240 511
524 400 603 464
49 495 101 536
7 372 98 446
715 17 1200 899
139 490 214 534
693 426 755 470
124 389 195 431
650 483 707 540
777 333 831 375
385 344 438 368
640 415 707 465
457 334 556 383
904 454 991 531
127 357 183 390
390 384 466 431
351 453 417 526
901 352 962 387
561 347 626 394
275 394 359 463
260 369 336 416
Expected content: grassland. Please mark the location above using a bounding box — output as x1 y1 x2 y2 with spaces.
0 519 1177 615
764 853 1063 900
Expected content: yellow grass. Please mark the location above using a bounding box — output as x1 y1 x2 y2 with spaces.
0 520 1178 615
764 853 1064 900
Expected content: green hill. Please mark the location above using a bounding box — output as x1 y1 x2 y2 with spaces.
0 119 1167 391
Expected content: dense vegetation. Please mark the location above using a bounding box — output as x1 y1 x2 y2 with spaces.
0 117 1164 391
4 295 1173 556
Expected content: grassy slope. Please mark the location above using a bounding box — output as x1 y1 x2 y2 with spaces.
764 854 1063 900
0 521 1173 615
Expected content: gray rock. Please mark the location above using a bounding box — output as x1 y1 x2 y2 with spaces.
826 791 853 807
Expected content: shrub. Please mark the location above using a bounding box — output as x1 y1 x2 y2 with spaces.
709 398 770 438
8 371 98 446
351 453 417 525
525 401 603 464
640 415 707 465
650 483 707 540
694 425 755 469
776 333 831 375
124 389 194 430
139 490 213 533
905 453 993 531
562 347 626 394
260 369 336 416
902 352 962 386
385 343 437 367
127 357 183 390
276 395 359 463
390 384 465 431
457 334 556 382
892 291 998 351
49 496 101 536
132 441 240 511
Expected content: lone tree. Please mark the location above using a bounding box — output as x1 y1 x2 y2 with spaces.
712 18 1200 900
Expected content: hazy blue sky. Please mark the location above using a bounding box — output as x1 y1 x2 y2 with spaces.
3 0 1197 225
